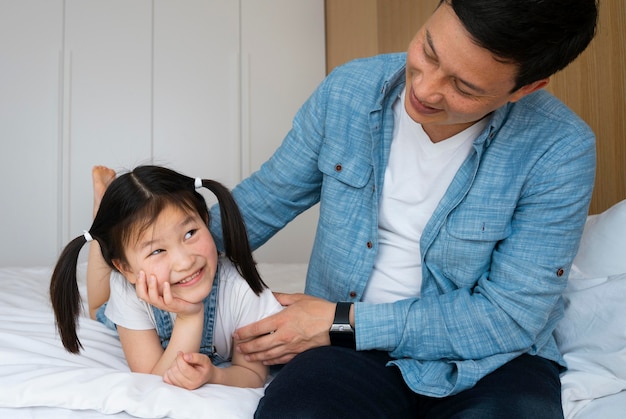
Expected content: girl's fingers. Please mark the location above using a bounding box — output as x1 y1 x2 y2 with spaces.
135 271 149 300
161 281 173 305
146 274 162 303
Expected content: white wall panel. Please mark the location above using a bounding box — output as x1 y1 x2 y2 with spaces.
64 0 153 244
0 0 63 266
241 0 325 263
152 0 240 188
0 0 325 266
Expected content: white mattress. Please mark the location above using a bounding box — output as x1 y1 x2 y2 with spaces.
0 263 305 419
1 263 624 418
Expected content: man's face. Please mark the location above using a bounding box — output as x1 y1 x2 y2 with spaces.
405 2 537 142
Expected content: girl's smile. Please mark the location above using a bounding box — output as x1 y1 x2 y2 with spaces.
174 267 205 287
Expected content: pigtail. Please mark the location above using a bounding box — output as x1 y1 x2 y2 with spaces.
49 235 89 353
197 178 267 295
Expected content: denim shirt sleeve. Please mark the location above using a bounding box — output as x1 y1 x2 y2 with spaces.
210 54 406 252
209 70 330 251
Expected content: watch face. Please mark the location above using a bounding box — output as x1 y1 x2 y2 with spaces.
330 324 353 333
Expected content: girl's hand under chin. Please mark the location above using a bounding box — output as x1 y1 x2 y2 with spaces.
135 271 203 317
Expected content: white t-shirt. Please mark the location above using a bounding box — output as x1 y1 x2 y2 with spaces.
362 91 487 304
105 257 283 361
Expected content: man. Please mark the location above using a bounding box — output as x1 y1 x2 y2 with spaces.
211 0 598 417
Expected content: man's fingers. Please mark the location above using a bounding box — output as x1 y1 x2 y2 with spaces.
234 312 281 341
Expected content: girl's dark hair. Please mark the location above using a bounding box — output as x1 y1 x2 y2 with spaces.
50 165 266 353
441 0 598 91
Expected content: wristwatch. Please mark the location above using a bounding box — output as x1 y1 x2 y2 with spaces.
329 302 355 349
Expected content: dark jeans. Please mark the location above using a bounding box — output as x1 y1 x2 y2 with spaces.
255 347 564 419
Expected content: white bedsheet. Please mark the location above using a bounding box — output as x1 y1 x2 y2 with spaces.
1 261 625 418
0 264 306 419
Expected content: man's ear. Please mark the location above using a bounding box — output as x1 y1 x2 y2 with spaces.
509 78 550 103
112 259 136 284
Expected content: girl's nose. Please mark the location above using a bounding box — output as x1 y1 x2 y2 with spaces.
173 248 194 272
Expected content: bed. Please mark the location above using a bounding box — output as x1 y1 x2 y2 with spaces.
1 200 625 418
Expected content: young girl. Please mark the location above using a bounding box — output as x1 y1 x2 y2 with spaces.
50 165 282 390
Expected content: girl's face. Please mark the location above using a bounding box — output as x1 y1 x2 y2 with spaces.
117 204 218 304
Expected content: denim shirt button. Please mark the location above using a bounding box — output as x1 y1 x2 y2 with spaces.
335 164 342 172
366 241 373 249
349 291 357 298
556 268 565 277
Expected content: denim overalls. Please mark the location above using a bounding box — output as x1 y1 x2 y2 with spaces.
97 268 225 365
151 269 225 364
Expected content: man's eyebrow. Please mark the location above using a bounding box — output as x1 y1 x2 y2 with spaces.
455 75 488 95
425 29 488 95
425 29 437 57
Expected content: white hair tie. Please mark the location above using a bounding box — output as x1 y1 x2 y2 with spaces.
194 178 203 189
83 230 94 242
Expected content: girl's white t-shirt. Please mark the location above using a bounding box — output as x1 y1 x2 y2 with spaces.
105 257 283 361
362 91 487 304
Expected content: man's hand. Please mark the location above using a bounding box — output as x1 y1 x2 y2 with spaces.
233 293 336 365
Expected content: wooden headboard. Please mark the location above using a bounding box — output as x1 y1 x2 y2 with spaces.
325 0 626 214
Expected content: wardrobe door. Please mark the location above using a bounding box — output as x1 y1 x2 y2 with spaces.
241 0 326 263
63 0 153 242
0 0 63 266
152 0 240 187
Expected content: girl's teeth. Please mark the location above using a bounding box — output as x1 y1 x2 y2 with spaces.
179 271 199 284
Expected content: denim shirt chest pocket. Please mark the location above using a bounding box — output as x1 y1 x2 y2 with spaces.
438 205 513 286
317 140 374 227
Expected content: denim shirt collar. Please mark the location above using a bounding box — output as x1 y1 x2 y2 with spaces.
377 61 513 151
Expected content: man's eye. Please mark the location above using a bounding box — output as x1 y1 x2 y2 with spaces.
422 41 438 63
452 79 474 97
455 85 473 96
423 48 436 62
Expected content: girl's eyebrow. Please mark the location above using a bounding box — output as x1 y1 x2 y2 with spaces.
425 29 488 96
179 214 197 229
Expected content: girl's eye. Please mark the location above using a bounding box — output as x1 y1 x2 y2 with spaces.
184 229 196 240
149 249 164 257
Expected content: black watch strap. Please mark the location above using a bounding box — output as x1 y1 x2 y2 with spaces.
329 302 355 349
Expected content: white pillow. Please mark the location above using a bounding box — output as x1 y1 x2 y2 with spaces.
570 199 626 279
556 273 626 417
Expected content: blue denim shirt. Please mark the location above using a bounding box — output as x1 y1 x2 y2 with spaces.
211 53 595 397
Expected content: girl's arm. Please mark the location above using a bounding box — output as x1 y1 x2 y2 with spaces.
217 337 268 387
117 309 205 376
121 272 205 376
163 337 267 389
